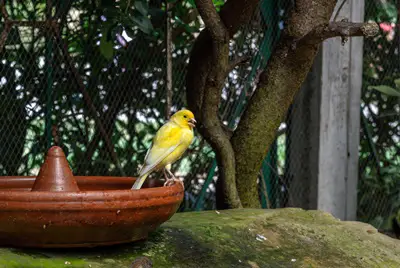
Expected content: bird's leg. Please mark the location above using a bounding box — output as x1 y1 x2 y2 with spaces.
163 165 184 188
163 168 170 180
164 168 183 188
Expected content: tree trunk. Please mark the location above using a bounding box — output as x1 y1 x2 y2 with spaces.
187 0 377 208
232 0 337 207
186 0 260 209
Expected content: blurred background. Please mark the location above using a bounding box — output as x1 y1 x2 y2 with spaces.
0 0 399 233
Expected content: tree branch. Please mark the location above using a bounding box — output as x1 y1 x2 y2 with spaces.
186 0 260 209
0 1 10 53
0 0 57 52
226 55 251 74
187 0 260 116
219 0 260 38
221 123 233 139
232 0 380 208
232 0 336 208
194 0 227 41
0 22 11 53
294 21 379 48
1 0 8 19
188 0 245 209
8 20 53 28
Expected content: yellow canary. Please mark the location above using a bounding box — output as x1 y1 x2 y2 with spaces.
131 109 196 190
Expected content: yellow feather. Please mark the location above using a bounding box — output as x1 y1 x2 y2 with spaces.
131 109 195 190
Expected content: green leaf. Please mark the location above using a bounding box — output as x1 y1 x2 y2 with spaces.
100 35 114 60
187 0 196 7
213 0 225 7
381 2 398 23
394 79 400 89
175 16 198 33
368 85 400 97
134 0 149 16
131 14 154 34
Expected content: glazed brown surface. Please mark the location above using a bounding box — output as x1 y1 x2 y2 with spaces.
31 146 80 192
0 146 184 248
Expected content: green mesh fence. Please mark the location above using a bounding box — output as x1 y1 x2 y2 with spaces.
0 0 287 212
358 0 400 230
0 0 398 228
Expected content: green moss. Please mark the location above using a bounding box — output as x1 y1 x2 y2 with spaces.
0 249 88 268
0 209 399 268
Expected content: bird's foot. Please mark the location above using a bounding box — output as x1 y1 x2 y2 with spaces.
163 168 184 188
163 177 184 188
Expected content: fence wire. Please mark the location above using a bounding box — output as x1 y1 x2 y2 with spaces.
358 0 400 230
0 0 398 232
0 0 286 212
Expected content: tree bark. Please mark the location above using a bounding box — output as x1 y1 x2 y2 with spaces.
232 0 378 207
187 0 379 208
186 0 259 209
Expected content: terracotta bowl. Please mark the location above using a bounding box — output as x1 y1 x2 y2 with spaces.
0 147 184 248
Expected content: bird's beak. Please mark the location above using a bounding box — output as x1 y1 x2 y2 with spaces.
188 118 197 128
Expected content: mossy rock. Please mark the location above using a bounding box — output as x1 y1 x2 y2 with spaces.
1 208 399 267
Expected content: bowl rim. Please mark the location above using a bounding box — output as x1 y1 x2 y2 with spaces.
0 176 184 202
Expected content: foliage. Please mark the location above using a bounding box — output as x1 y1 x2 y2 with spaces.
0 0 209 202
0 0 274 211
369 83 400 97
359 0 400 229
1 0 393 219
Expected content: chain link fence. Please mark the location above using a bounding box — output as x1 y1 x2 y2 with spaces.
0 0 398 231
358 0 400 230
0 0 287 212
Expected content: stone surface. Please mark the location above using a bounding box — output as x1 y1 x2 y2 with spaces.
1 208 399 268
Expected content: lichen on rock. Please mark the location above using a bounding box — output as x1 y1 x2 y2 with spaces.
0 208 399 267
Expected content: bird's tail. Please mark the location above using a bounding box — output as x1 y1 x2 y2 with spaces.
131 173 149 190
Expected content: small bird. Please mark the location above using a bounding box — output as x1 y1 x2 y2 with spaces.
131 109 196 190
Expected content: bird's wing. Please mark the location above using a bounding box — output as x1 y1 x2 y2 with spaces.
139 122 183 176
137 145 152 175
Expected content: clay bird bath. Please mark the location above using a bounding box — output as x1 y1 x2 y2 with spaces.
0 146 184 248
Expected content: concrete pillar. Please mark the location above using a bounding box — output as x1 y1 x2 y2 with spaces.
287 0 364 220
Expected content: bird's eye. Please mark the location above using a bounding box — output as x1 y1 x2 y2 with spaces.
183 115 187 118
